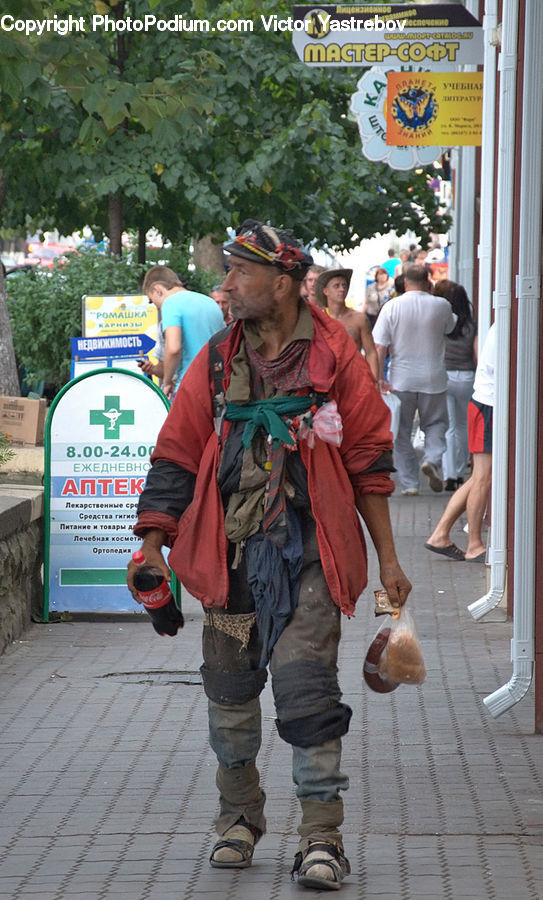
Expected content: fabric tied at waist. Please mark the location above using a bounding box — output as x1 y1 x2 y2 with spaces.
225 396 316 449
245 503 303 666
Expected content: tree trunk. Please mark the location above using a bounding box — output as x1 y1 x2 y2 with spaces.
0 275 21 396
0 168 6 211
137 227 146 265
0 169 20 396
192 233 225 274
108 193 123 257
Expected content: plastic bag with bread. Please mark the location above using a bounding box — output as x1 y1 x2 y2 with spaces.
378 607 426 685
364 606 426 692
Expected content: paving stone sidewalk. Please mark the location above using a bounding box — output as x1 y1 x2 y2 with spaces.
0 489 542 899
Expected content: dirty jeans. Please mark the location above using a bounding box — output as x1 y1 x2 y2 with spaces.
203 522 350 848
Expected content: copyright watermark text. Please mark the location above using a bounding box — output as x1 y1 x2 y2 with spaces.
0 13 407 38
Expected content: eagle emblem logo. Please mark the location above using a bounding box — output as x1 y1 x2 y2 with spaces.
391 87 438 133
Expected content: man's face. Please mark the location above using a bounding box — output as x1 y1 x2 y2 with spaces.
222 255 283 320
212 290 231 320
304 271 320 303
145 284 162 307
323 276 348 305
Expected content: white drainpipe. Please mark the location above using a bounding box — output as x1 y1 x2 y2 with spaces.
448 149 458 282
456 145 475 300
456 0 479 304
467 0 518 622
476 0 498 348
483 0 543 717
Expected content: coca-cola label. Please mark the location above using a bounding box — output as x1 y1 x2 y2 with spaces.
140 581 172 609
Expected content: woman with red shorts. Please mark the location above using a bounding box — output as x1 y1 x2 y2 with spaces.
424 325 495 562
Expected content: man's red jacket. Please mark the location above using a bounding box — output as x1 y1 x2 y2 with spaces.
135 303 394 616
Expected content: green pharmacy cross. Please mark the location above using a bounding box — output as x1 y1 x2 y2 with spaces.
89 395 135 440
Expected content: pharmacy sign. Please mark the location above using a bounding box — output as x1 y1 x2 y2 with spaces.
89 396 135 439
43 368 169 616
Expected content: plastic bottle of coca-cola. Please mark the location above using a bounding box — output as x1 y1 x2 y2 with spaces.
132 550 184 637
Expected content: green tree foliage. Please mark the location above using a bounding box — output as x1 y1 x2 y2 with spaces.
0 260 21 395
0 0 216 248
147 0 449 248
6 243 219 391
7 249 146 388
0 0 448 252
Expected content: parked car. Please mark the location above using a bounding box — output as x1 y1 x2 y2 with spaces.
23 241 76 268
5 264 38 278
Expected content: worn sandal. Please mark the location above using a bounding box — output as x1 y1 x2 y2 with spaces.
291 841 351 891
209 820 259 869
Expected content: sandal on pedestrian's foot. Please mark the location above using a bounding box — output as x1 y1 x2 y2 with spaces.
424 541 465 561
209 819 260 869
291 841 350 891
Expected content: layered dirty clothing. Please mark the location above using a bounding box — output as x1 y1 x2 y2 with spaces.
135 302 394 613
134 301 395 845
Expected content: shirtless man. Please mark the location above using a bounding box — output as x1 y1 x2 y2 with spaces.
315 268 379 382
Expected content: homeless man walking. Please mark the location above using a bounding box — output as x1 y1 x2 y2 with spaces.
127 219 411 891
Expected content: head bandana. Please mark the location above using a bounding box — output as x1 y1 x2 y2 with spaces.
225 219 313 274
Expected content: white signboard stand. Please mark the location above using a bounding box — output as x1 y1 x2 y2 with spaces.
43 368 169 617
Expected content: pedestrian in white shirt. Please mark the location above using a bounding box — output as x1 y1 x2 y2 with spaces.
373 264 457 495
